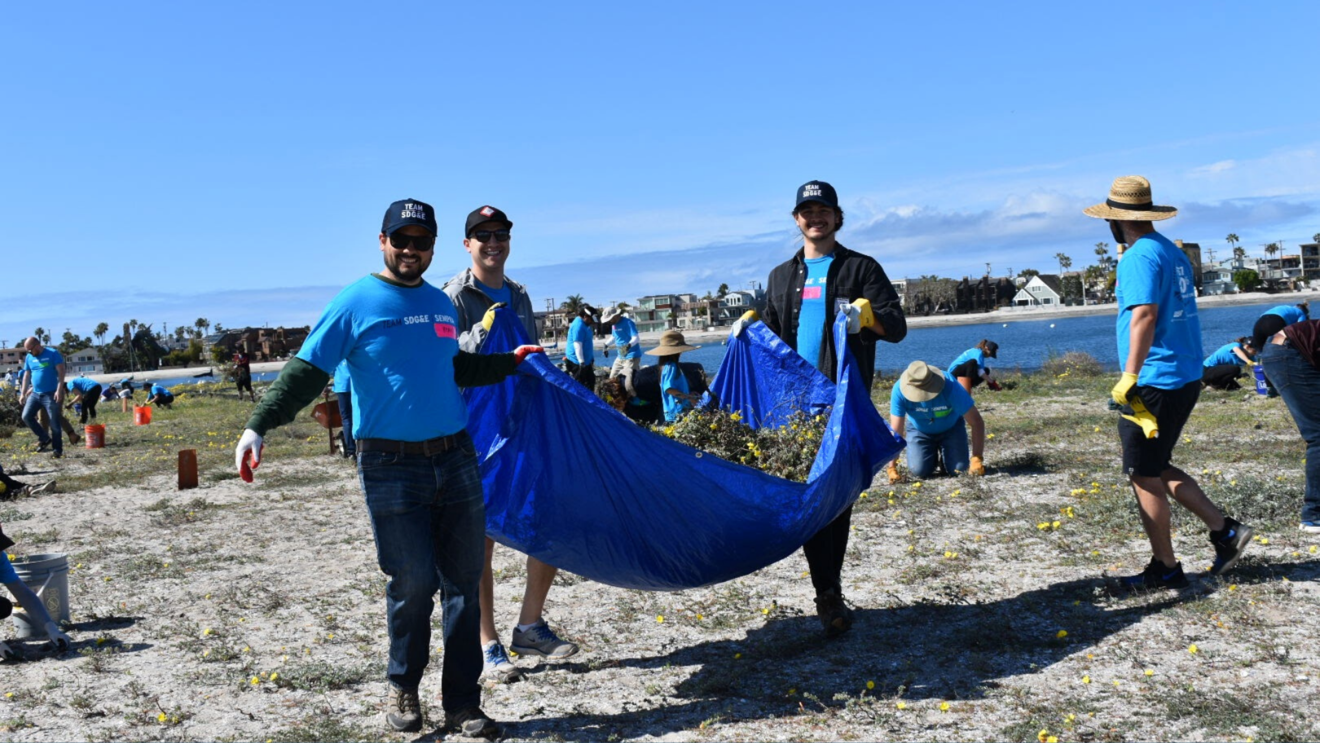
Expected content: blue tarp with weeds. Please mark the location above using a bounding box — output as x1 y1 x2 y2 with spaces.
464 309 905 591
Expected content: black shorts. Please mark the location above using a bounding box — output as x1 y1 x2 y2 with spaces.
950 359 983 386
1119 380 1200 477
236 367 253 391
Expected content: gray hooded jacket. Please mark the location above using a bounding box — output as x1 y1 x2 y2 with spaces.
441 268 538 352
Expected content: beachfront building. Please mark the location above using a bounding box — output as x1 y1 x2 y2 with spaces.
1302 243 1320 286
0 346 26 375
1202 264 1237 296
718 289 765 326
1012 274 1065 307
66 348 103 375
635 295 679 334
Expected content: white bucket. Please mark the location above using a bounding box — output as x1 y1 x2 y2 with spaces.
9 553 70 639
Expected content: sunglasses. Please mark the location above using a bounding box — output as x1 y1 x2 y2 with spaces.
471 229 511 243
387 233 436 252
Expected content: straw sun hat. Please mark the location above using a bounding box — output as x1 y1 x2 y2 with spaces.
1083 175 1177 221
644 330 700 356
899 361 946 403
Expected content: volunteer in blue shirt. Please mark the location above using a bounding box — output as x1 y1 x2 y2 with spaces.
948 340 1001 393
1086 175 1251 591
888 361 985 480
65 376 103 425
18 337 68 458
1252 302 1309 355
563 305 598 389
1202 337 1257 390
144 384 175 408
234 198 542 738
645 330 700 421
604 307 643 397
331 361 354 458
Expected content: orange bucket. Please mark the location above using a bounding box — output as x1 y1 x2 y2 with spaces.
133 406 152 425
84 424 105 449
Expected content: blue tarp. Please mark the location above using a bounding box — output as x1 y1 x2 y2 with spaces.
464 310 905 591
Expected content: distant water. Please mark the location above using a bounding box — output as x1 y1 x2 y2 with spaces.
141 302 1280 390
633 302 1281 377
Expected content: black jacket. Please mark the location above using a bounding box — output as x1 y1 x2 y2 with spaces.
762 243 906 389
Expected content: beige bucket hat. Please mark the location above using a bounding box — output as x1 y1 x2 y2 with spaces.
899 361 947 402
601 306 623 324
1083 175 1177 221
644 330 700 356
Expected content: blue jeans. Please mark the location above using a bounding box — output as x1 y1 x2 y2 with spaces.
21 392 63 454
357 435 485 711
906 419 969 478
336 392 355 457
1261 343 1320 522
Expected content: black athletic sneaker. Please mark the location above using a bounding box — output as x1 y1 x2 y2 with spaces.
813 591 855 638
445 707 502 739
1209 517 1253 576
1115 557 1190 592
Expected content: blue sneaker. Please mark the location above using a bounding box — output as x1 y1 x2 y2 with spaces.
1300 521 1320 534
480 642 522 684
1209 517 1252 576
510 620 579 659
1114 557 1190 592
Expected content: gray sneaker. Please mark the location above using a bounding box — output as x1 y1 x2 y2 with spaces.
385 686 421 732
510 620 579 659
444 707 501 739
481 642 522 684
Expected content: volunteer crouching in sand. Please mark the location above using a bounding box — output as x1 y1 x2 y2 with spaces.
233 198 542 738
887 361 986 481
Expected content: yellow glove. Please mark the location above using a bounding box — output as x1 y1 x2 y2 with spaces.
886 461 901 484
730 309 759 338
969 456 985 476
481 302 509 331
1111 372 1139 406
849 298 877 332
1121 396 1160 439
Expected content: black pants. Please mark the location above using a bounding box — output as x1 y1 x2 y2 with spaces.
1202 364 1243 390
564 360 595 390
1252 315 1288 358
803 505 853 597
77 385 102 424
950 359 984 388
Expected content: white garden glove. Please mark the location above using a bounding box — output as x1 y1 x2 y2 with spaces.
730 310 759 339
0 640 15 661
43 622 71 652
235 429 264 482
843 304 862 334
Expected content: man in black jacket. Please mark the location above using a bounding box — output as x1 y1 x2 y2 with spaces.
759 180 906 637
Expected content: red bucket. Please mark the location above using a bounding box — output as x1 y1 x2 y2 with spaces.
84 424 105 449
133 406 152 425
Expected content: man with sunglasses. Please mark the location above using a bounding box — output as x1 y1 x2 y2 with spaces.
443 206 580 686
234 198 543 738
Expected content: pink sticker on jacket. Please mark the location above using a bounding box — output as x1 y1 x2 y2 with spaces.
802 286 823 300
433 323 456 339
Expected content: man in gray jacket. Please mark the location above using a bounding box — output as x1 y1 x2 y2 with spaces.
442 206 578 685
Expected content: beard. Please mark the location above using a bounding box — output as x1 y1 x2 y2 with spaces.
1109 220 1126 246
384 251 430 283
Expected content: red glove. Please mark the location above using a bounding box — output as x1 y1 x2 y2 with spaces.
987 379 1002 391
513 345 545 364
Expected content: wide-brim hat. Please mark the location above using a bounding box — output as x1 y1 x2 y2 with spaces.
1083 175 1177 221
645 330 699 356
899 360 946 402
601 306 623 324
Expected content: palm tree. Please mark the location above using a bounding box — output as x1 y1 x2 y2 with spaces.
1313 233 1320 244
1094 242 1111 271
1265 242 1280 260
560 294 585 318
1226 233 1239 251
1055 252 1072 275
1233 246 1246 262
94 322 108 346
33 327 47 344
194 318 210 339
717 283 729 298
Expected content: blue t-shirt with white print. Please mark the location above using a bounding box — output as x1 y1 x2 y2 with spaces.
795 255 833 370
297 274 466 441
660 362 691 422
949 348 988 375
890 373 975 435
475 279 511 307
1115 232 1203 389
611 317 642 360
565 317 595 365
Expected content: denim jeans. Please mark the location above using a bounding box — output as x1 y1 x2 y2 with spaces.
21 392 63 454
905 419 969 478
357 434 486 711
336 391 355 457
1261 343 1320 522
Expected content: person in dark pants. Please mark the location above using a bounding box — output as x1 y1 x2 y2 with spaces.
948 339 1001 393
563 305 599 389
332 361 354 458
748 179 906 637
233 349 256 402
1251 302 1308 355
234 198 542 738
1201 338 1256 390
64 377 103 424
1085 175 1251 591
18 337 68 458
1259 320 1320 533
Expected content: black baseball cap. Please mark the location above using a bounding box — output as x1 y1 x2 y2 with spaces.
382 199 438 236
794 180 839 211
465 205 513 238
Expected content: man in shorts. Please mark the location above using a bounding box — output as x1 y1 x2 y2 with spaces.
1085 175 1252 590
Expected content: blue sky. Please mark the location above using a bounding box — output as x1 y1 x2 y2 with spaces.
4 1 1319 345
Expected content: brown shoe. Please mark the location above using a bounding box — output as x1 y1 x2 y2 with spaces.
385 686 421 732
445 707 502 739
814 591 855 638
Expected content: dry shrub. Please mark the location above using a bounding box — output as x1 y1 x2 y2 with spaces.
1040 350 1104 378
655 408 828 483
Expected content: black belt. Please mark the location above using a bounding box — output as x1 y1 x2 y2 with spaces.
356 432 468 455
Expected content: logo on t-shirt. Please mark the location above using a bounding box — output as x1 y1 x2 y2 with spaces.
803 286 822 300
434 323 456 339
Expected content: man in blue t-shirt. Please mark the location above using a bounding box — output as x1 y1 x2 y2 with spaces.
18 337 69 458
1086 175 1252 591
234 198 543 738
888 361 985 479
603 307 642 397
1202 338 1256 390
144 384 175 409
65 376 104 424
563 305 598 389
